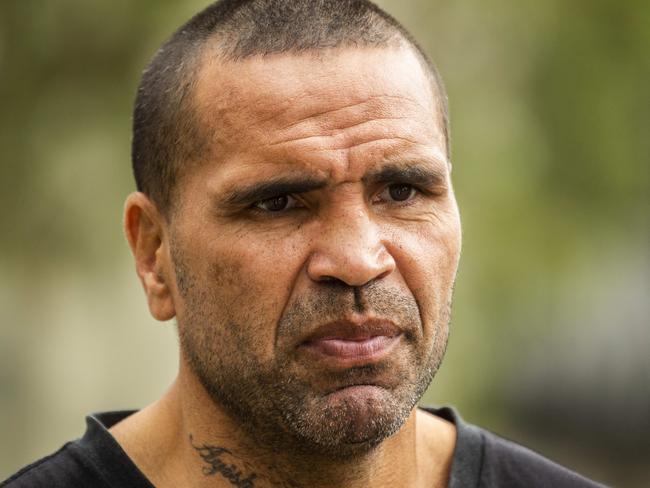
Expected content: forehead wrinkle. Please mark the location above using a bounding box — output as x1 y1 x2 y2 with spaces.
194 61 310 155
191 46 447 183
195 45 437 124
266 97 439 162
276 93 427 133
318 142 448 186
267 118 419 149
206 140 448 202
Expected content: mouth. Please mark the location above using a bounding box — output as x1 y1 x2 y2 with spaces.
299 319 402 366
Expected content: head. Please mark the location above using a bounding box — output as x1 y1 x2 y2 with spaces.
131 0 450 215
125 0 461 457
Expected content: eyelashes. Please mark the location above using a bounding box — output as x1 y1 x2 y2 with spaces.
254 194 302 212
251 183 424 215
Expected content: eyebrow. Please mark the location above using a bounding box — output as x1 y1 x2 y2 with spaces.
362 162 447 188
221 162 448 207
223 176 328 206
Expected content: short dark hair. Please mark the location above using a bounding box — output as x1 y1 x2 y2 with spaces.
132 0 449 214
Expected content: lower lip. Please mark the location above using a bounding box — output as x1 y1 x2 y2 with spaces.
302 335 401 361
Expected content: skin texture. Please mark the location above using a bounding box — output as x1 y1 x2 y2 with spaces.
116 44 461 488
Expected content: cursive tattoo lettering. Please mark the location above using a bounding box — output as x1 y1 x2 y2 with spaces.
190 435 258 488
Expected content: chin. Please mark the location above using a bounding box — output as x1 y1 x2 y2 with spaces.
283 384 414 458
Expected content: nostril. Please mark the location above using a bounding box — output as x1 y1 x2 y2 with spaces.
306 230 396 286
375 269 391 282
318 275 349 288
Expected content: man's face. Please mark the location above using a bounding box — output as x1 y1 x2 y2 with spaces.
168 46 461 455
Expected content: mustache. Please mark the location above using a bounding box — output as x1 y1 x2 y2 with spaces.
277 280 422 343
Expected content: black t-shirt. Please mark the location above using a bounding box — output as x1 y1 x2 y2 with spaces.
1 407 607 487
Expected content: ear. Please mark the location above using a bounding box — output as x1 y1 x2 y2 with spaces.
123 192 176 321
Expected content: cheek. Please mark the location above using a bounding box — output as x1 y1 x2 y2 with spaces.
214 230 307 294
388 217 461 321
198 231 310 354
395 218 459 278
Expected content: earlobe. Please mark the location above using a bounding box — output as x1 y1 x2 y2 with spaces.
123 192 176 321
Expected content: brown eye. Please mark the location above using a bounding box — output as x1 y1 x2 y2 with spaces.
255 194 299 212
388 184 415 202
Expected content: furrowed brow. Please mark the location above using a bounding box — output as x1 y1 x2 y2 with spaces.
223 176 328 206
363 163 448 188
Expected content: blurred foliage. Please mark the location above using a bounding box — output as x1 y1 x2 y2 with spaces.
1 0 648 486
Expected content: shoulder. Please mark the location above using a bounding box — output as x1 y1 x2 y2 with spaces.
478 428 607 488
2 410 150 488
422 406 608 488
0 441 106 488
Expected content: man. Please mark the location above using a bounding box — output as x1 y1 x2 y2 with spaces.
2 1 605 487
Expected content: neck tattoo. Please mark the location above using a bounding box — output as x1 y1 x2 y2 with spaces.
190 435 258 488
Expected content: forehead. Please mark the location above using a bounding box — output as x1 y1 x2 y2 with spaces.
191 46 446 184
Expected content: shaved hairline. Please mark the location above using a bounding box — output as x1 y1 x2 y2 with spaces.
131 1 450 216
171 39 449 209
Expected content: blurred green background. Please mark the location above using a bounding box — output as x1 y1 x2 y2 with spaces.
1 1 648 486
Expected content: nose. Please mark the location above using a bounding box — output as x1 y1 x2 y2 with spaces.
306 208 396 287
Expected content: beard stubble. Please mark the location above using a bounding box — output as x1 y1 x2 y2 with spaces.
172 245 452 458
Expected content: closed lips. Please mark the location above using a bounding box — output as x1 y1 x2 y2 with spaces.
300 319 402 361
305 335 401 359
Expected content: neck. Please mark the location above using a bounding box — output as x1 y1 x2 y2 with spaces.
110 363 455 488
